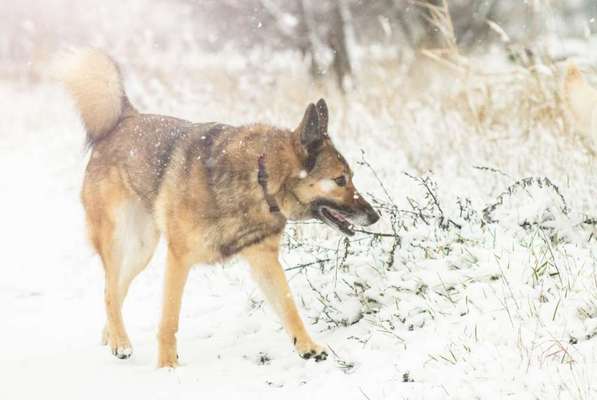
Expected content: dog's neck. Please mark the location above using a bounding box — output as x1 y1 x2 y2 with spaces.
257 155 281 214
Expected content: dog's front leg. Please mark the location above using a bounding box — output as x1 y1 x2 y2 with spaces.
242 235 328 361
157 249 191 368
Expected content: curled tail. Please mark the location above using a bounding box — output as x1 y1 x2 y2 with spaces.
53 48 136 145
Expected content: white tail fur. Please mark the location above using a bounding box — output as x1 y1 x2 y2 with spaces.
563 63 597 147
52 48 131 143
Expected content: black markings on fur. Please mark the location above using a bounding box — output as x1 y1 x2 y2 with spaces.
300 103 322 149
315 98 328 136
304 151 317 172
210 125 238 159
258 155 280 213
196 124 257 199
184 123 227 177
181 123 229 219
304 140 323 172
154 130 185 184
293 337 297 345
125 118 191 207
219 224 283 257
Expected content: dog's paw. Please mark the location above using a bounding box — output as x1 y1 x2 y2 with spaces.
106 333 133 359
112 345 133 360
294 337 328 362
300 348 328 362
158 354 179 369
158 345 179 368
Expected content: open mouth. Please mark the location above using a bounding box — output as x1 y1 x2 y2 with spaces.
318 206 355 237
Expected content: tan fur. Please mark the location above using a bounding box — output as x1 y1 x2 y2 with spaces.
563 63 597 149
59 49 379 367
52 48 132 142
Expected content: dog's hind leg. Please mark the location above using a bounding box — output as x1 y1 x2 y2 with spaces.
83 170 159 359
100 199 160 356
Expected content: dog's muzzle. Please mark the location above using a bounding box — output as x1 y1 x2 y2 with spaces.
311 198 380 237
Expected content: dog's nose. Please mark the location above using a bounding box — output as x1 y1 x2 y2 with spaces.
359 202 380 226
354 193 380 226
367 208 380 225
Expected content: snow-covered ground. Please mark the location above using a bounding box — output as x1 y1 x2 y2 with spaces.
1 40 597 400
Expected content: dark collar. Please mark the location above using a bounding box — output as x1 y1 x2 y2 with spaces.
257 155 280 214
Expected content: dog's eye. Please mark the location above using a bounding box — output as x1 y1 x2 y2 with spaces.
334 176 347 187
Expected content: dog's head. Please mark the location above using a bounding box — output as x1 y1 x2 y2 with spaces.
282 99 380 236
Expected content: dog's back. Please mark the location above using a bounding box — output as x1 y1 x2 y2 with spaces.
85 113 192 208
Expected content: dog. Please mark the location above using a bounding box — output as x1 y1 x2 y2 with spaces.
56 48 379 367
563 63 597 152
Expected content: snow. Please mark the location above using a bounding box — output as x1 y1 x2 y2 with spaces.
1 39 597 400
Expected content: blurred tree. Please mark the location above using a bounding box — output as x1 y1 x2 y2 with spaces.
176 0 597 87
296 0 325 80
328 1 354 92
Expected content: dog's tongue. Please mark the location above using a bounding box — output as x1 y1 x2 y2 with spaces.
322 208 354 236
329 209 344 221
334 213 354 236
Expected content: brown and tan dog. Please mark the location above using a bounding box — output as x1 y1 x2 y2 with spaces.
57 49 379 367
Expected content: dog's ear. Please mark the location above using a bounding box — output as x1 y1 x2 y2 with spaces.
315 98 328 135
295 103 322 149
